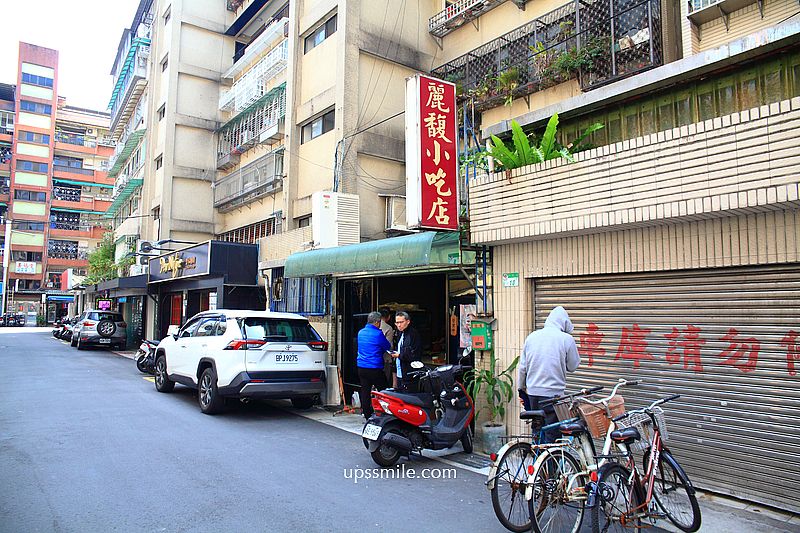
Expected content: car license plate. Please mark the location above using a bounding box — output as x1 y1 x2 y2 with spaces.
275 353 298 363
99 338 111 344
362 424 382 441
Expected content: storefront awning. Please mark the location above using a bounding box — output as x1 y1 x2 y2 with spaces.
284 232 467 278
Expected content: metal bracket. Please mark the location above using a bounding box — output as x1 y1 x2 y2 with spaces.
433 35 443 51
523 94 531 110
458 264 484 304
471 18 479 32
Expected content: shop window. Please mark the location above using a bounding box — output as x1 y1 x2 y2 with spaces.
269 268 328 315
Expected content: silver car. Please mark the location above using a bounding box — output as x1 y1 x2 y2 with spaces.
70 310 127 350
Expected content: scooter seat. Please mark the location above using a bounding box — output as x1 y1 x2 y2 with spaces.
383 391 433 408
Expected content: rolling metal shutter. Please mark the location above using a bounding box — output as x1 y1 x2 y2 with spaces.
533 265 800 511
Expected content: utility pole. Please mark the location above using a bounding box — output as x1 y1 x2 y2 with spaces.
1 216 11 316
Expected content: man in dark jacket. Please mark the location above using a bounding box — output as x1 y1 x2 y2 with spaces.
393 311 423 390
357 311 391 419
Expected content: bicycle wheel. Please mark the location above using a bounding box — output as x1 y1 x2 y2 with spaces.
528 447 586 533
490 441 536 532
591 463 641 533
644 449 701 532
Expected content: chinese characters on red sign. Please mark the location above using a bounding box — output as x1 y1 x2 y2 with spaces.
581 324 798 376
417 76 458 230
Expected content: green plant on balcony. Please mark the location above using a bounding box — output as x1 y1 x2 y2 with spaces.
444 73 464 99
486 113 604 174
496 66 520 107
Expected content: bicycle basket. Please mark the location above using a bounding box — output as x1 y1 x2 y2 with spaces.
553 399 577 422
577 395 625 438
617 406 668 452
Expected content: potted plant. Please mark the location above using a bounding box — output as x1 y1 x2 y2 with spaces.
465 351 520 454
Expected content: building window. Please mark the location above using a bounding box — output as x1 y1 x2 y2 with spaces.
304 14 337 54
14 189 47 202
161 56 169 72
297 216 311 228
0 110 14 130
164 6 171 24
301 109 335 143
11 251 42 262
20 100 52 115
15 220 45 231
155 155 163 169
53 156 86 170
16 160 48 173
21 72 54 88
18 131 50 145
269 267 328 315
158 104 166 121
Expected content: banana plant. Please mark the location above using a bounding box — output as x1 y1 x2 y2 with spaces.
487 114 604 172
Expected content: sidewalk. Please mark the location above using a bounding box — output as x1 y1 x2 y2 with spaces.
284 403 800 533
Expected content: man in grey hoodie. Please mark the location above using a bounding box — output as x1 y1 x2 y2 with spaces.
518 306 581 442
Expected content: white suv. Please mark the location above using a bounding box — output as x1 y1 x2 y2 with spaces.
154 310 327 414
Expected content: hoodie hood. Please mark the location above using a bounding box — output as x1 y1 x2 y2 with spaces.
544 306 574 334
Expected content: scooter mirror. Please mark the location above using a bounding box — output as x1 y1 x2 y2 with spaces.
411 361 425 369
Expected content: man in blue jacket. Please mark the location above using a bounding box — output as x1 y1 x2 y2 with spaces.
357 311 392 419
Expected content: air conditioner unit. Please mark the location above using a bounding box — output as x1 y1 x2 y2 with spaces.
311 191 360 249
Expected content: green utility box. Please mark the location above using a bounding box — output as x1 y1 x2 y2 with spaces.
470 319 494 351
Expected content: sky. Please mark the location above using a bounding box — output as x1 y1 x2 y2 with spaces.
1 0 142 111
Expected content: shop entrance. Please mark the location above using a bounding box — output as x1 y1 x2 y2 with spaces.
339 272 473 401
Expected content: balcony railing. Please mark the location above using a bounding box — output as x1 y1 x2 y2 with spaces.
220 39 288 112
53 185 82 203
47 240 87 260
224 18 289 79
109 38 150 120
214 150 284 210
55 132 97 148
54 165 95 177
217 83 286 167
431 0 662 109
429 0 508 38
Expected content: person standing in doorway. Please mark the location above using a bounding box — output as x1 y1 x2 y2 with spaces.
393 311 423 391
357 311 391 419
518 305 581 442
378 307 397 387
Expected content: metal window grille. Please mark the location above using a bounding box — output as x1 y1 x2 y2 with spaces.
269 267 329 316
47 240 86 260
431 0 662 108
217 217 278 244
214 149 284 209
217 84 286 162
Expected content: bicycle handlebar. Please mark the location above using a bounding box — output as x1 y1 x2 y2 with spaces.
539 386 605 408
581 378 640 406
612 394 681 422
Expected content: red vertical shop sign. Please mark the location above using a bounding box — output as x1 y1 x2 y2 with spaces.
405 74 458 231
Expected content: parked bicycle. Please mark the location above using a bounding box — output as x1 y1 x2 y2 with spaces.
524 379 640 533
486 386 604 532
592 394 701 533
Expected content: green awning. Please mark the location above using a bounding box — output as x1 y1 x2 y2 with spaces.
284 232 466 278
51 207 106 215
108 37 151 110
108 129 146 178
103 177 143 218
53 178 114 189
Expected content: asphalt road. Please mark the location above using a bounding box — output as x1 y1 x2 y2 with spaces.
0 328 665 533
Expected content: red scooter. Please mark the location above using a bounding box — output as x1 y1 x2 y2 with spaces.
362 356 474 467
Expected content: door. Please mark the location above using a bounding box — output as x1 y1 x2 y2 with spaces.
533 264 800 510
172 316 206 380
340 279 374 400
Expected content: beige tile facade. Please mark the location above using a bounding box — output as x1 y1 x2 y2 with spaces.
470 98 800 245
